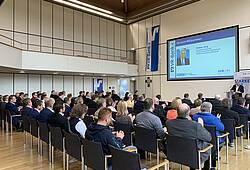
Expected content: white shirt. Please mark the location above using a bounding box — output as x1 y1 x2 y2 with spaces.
47 107 54 113
59 112 64 116
107 106 117 113
75 119 87 138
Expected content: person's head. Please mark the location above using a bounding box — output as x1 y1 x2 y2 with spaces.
51 90 55 95
128 93 133 100
235 79 240 86
106 97 114 107
184 93 189 99
97 98 106 108
64 97 71 105
23 98 32 107
91 94 99 101
237 97 245 106
144 98 154 111
117 100 128 116
180 49 186 59
194 99 202 108
97 107 112 126
138 95 144 101
3 95 9 102
53 104 65 114
24 94 29 99
15 92 20 97
9 95 16 103
59 91 64 97
32 92 37 98
245 94 250 101
177 103 190 118
45 98 55 108
198 93 203 99
200 102 212 113
153 97 159 105
170 98 182 110
75 97 84 104
222 98 230 108
33 100 43 111
19 92 25 98
134 90 138 95
156 94 161 100
67 93 72 99
70 104 88 119
214 94 221 100
111 89 116 94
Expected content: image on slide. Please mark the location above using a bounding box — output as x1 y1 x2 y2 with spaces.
177 48 190 66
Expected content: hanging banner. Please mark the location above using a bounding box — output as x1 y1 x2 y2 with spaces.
146 25 160 72
234 70 250 95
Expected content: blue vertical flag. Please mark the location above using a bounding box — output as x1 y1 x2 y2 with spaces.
146 25 160 72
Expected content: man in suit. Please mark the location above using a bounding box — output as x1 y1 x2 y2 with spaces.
182 93 193 108
167 103 212 169
21 98 33 117
37 98 55 123
177 49 190 66
231 97 250 119
64 97 72 117
30 100 43 119
231 80 244 97
48 104 69 131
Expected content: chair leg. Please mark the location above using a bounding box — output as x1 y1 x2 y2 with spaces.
157 148 160 165
217 138 220 170
10 117 13 134
235 129 237 156
31 136 33 150
24 131 27 146
38 137 40 155
66 154 69 170
226 136 229 164
40 140 43 156
51 146 54 164
241 128 244 152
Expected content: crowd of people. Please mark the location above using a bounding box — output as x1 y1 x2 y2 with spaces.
1 89 250 170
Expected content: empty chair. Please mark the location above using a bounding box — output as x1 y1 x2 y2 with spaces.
109 145 169 170
38 121 50 159
63 130 84 170
134 126 160 164
5 109 22 133
205 125 229 170
29 117 40 152
221 119 244 155
165 135 213 170
81 138 110 170
113 121 133 146
49 125 65 169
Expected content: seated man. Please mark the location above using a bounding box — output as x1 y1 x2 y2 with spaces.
37 98 55 123
85 108 124 155
30 100 43 119
167 103 212 170
48 104 69 131
153 97 167 126
182 93 193 108
135 98 166 139
64 97 72 118
231 97 250 120
21 98 33 117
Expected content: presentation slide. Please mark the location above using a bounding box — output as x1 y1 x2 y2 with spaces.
167 26 238 80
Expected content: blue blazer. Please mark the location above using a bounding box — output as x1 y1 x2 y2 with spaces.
37 108 54 123
30 109 40 119
5 103 19 114
193 112 224 143
64 105 72 117
21 107 33 117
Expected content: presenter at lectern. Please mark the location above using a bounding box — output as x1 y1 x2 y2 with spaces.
230 80 244 97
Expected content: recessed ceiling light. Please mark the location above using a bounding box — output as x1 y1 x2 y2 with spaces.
54 0 123 22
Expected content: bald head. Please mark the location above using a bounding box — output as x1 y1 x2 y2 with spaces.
177 103 190 118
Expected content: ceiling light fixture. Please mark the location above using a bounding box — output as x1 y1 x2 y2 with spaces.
68 0 113 14
54 0 123 22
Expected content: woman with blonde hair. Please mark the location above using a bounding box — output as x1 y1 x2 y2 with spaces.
69 103 88 138
116 100 135 124
166 98 182 120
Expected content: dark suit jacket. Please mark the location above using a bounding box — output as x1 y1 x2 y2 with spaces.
48 112 69 131
231 104 250 120
5 102 19 114
85 98 98 109
37 107 54 123
182 98 193 108
166 117 211 163
134 100 144 115
111 94 120 102
216 107 241 126
231 84 244 95
30 109 40 119
177 58 190 66
64 104 72 117
210 99 223 113
21 107 33 117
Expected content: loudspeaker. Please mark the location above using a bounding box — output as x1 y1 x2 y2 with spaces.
0 0 4 6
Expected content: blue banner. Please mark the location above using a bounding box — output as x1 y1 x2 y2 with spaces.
146 25 160 72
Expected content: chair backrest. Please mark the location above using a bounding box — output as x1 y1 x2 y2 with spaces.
38 121 49 143
5 110 11 122
83 115 95 128
204 125 217 153
165 135 199 169
221 119 235 140
22 115 30 132
109 145 141 170
114 121 133 146
134 126 157 153
81 138 105 170
87 108 97 115
29 118 38 137
239 114 248 133
63 130 82 161
49 125 64 151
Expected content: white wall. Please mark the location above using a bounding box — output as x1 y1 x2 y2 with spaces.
0 73 121 96
128 0 250 100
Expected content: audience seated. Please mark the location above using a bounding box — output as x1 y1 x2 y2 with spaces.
0 95 9 110
106 97 117 113
210 94 223 113
16 92 24 107
166 103 212 169
190 99 202 116
231 97 250 120
64 97 72 117
94 98 107 117
126 93 134 111
85 94 98 109
193 102 224 144
197 92 205 103
48 104 69 131
69 103 88 138
111 90 121 102
55 91 64 105
135 98 166 139
37 98 55 123
115 100 134 125
21 98 33 117
133 95 144 115
166 98 182 120
153 97 166 126
182 93 193 108
85 108 124 154
31 92 38 105
30 100 43 119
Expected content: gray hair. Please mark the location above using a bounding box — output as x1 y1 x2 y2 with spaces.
200 102 212 113
45 98 55 107
177 103 190 118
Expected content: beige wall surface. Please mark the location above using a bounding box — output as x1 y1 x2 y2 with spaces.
127 0 250 100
